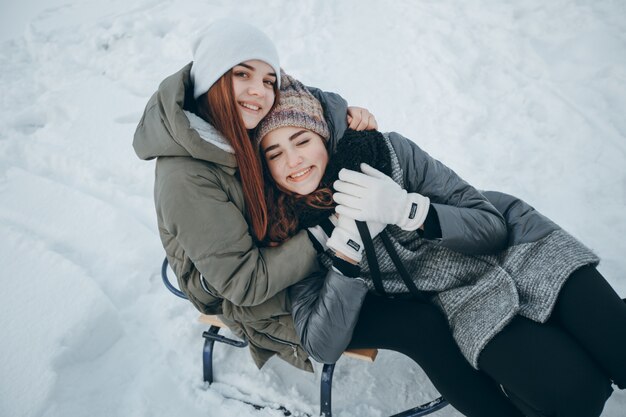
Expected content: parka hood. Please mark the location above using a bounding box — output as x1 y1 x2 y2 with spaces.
132 63 237 168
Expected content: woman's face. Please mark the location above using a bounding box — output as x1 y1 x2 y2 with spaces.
261 126 329 195
231 60 277 129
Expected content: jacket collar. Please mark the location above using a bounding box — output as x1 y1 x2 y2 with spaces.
133 63 237 170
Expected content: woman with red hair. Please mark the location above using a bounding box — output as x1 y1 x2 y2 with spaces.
133 18 378 370
255 72 626 417
133 19 527 417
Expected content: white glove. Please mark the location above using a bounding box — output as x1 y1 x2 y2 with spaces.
333 163 430 231
306 214 338 251
326 214 385 263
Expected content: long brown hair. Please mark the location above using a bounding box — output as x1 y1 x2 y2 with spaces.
195 70 279 242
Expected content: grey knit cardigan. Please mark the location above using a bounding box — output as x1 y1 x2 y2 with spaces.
290 132 599 368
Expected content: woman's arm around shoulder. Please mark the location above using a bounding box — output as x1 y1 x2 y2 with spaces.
156 156 319 307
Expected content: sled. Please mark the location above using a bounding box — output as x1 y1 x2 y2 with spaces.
161 257 448 416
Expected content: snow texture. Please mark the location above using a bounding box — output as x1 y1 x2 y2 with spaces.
1 1 625 416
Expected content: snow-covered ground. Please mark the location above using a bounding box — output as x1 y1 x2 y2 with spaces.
1 1 625 416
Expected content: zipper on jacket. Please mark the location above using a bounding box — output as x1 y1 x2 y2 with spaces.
266 334 298 358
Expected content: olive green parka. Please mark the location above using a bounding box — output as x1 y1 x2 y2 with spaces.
133 64 352 371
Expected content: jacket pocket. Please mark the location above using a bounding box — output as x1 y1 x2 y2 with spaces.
265 332 300 359
251 316 300 345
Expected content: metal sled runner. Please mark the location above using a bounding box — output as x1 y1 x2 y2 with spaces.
162 257 449 416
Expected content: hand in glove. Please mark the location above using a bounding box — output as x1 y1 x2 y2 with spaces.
333 163 430 231
326 214 385 263
307 214 338 252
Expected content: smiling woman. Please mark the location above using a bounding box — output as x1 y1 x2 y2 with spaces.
253 71 626 417
231 60 277 129
133 18 380 379
262 126 329 195
257 73 331 196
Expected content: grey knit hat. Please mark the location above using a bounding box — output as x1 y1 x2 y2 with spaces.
256 72 330 145
190 19 281 99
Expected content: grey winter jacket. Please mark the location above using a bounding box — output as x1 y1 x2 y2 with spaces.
291 132 598 367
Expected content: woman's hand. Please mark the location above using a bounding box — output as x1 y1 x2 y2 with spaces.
347 106 378 131
334 163 430 231
326 213 385 263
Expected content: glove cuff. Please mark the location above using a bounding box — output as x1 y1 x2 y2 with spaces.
326 227 363 263
397 193 430 231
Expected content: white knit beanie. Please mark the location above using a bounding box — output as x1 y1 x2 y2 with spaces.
190 19 281 99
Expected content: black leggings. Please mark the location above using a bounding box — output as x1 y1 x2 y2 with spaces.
348 294 525 417
478 266 626 417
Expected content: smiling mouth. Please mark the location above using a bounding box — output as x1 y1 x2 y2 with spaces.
288 167 313 182
239 102 261 112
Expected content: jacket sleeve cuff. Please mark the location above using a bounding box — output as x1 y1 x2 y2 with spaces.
429 203 507 254
420 206 442 239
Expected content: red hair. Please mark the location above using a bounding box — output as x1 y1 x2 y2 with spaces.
195 70 279 242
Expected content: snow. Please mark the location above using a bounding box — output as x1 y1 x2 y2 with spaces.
1 1 625 416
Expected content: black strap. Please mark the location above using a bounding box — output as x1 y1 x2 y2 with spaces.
380 233 427 302
356 221 427 301
306 230 326 253
319 217 335 236
356 221 387 297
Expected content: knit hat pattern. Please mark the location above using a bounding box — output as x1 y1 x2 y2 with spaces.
256 72 330 145
191 19 281 99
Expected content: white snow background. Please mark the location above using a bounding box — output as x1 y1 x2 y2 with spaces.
1 1 625 416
